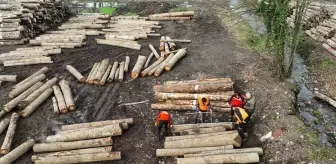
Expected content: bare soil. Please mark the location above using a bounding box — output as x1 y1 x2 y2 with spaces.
0 1 326 164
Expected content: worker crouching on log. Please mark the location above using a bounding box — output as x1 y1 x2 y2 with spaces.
155 111 172 141
233 107 250 141
195 97 211 123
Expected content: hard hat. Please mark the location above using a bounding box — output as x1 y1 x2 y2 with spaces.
245 92 252 100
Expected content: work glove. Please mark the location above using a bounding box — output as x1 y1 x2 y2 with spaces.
169 125 173 128
155 122 158 126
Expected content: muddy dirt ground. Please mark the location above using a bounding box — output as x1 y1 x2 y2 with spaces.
0 1 316 164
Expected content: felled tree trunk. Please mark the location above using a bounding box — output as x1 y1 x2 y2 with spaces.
20 78 57 108
166 132 234 141
183 147 264 157
0 31 21 40
165 49 186 71
172 122 234 133
322 43 336 56
0 139 35 164
154 53 175 76
52 97 60 114
88 62 101 84
149 11 195 17
61 118 134 131
52 85 68 113
59 80 75 111
45 124 122 142
176 153 259 164
97 39 141 50
33 137 113 153
156 145 233 157
66 65 85 82
94 59 109 84
13 67 48 90
86 63 98 83
34 152 121 164
21 88 53 117
144 53 154 68
8 74 46 98
124 56 130 72
149 17 191 21
155 91 234 101
164 78 232 85
159 36 165 51
4 82 43 112
148 44 160 59
100 64 112 85
154 83 232 93
0 75 16 82
108 62 119 82
166 100 230 108
1 113 19 154
3 57 53 67
180 126 227 135
165 36 176 50
114 67 120 80
326 39 336 49
0 117 10 135
314 91 336 108
141 57 164 77
118 62 125 82
131 55 147 79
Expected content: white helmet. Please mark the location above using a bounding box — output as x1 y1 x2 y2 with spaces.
245 92 252 100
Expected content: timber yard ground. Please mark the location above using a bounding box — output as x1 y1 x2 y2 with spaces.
0 0 336 163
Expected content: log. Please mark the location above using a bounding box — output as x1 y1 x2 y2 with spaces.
119 62 125 82
161 39 192 43
100 64 112 85
88 62 101 84
156 145 233 157
66 65 85 82
0 31 21 40
61 118 134 131
0 117 10 135
33 137 113 153
105 35 136 41
0 110 6 119
4 82 43 112
31 147 112 162
86 63 98 83
184 147 264 157
181 127 227 135
149 17 191 21
322 43 336 57
164 131 241 148
8 74 46 98
314 91 336 109
21 88 53 117
59 80 75 111
166 36 176 50
151 103 230 112
1 113 19 154
57 123 129 134
52 97 59 114
131 55 147 79
46 124 122 142
166 132 235 141
177 153 259 164
141 57 165 77
149 11 195 17
165 49 186 71
0 139 35 164
172 122 234 133
165 42 170 56
144 52 154 68
0 75 16 82
108 62 119 82
96 39 141 50
154 52 175 76
114 67 120 80
3 57 53 67
164 78 233 85
159 36 165 51
166 100 230 108
154 83 232 93
94 59 109 84
124 56 130 72
149 44 160 59
52 85 68 113
12 67 48 90
34 152 121 164
326 39 336 49
19 78 58 108
155 91 233 101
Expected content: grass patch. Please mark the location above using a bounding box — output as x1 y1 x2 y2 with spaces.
99 7 116 15
320 58 335 71
124 12 137 16
170 6 188 12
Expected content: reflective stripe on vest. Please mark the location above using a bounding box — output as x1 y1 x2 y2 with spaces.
198 97 209 112
231 97 243 107
233 107 248 124
158 111 169 121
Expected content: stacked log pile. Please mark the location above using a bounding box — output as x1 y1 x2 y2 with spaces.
0 0 71 46
31 118 133 163
156 122 263 164
151 78 234 112
148 11 195 21
287 1 336 57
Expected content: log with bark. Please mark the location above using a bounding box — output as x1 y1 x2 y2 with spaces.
141 57 165 77
165 48 186 71
8 74 46 98
0 139 35 164
151 103 231 112
0 117 10 135
94 59 109 84
34 152 121 164
149 11 195 17
165 36 176 50
45 124 122 142
171 122 234 133
4 82 43 112
326 39 336 49
164 78 233 85
100 64 112 85
314 91 336 109
13 67 48 90
118 62 125 82
177 153 259 164
322 43 336 57
61 118 134 131
21 88 53 117
66 65 85 82
159 36 165 51
154 83 232 93
1 113 19 154
33 137 113 153
0 75 16 82
57 123 129 134
184 147 264 157
166 100 230 108
165 132 234 141
108 62 119 82
149 17 191 21
52 85 68 113
155 91 234 101
131 55 147 79
180 126 227 135
124 56 130 72
154 52 175 76
96 39 141 50
156 145 233 157
59 80 75 111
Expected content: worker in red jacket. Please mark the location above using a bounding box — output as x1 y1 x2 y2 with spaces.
155 111 172 141
229 92 245 108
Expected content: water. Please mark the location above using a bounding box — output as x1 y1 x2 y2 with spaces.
229 0 336 147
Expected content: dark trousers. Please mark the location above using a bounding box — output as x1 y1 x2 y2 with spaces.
236 122 248 140
157 120 169 140
195 111 207 123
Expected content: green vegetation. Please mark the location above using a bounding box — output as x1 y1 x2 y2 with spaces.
99 7 116 15
320 58 335 71
170 6 188 12
124 12 137 16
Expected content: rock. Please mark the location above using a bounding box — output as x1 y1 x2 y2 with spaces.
288 141 294 146
272 128 283 139
300 135 304 139
260 131 272 141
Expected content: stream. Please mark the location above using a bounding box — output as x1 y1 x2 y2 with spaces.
229 0 336 147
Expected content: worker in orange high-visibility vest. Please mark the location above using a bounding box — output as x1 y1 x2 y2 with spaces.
155 111 172 141
195 97 211 123
232 107 250 141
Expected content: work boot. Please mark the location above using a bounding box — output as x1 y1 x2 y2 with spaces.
243 132 248 141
